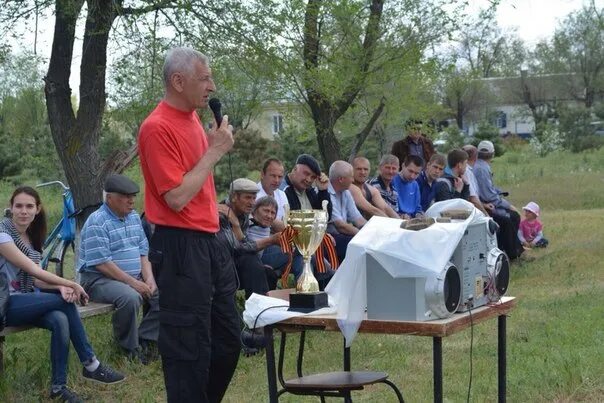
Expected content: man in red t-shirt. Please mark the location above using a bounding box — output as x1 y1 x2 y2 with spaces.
138 47 238 403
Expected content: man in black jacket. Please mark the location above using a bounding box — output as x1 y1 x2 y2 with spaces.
282 154 331 217
435 149 470 202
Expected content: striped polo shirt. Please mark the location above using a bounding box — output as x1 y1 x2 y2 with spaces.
78 203 149 277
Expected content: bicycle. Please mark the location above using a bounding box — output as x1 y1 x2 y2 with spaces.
37 181 77 278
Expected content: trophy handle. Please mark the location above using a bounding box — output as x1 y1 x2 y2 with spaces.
283 204 290 226
322 199 329 212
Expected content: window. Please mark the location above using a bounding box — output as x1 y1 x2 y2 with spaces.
494 111 507 129
272 114 284 135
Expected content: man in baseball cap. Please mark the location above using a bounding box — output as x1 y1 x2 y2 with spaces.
477 140 495 155
473 140 524 259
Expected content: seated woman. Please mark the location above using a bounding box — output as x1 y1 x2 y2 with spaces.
247 196 303 283
0 187 124 402
248 196 334 290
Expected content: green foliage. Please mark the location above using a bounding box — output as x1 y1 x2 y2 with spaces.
472 121 506 156
558 107 604 152
529 124 564 156
529 5 604 107
274 126 321 170
0 50 63 182
441 125 466 152
214 128 277 195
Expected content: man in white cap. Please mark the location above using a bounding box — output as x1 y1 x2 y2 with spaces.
217 178 281 297
473 140 524 259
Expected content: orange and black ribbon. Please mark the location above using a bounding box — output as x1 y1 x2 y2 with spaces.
278 228 339 288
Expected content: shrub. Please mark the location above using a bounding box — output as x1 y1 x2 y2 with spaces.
529 124 564 156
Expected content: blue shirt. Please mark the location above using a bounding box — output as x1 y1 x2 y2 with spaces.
416 171 436 212
327 183 362 234
392 174 422 217
473 159 511 215
78 204 149 277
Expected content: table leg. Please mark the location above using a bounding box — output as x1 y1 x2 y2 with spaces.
343 337 351 371
498 315 507 403
265 326 278 403
433 336 443 403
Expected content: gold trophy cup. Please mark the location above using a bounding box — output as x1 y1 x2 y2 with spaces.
284 201 329 312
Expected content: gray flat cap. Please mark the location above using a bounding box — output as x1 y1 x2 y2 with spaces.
230 178 259 193
104 174 140 195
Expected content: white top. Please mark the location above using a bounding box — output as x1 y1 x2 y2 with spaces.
465 165 479 198
256 183 289 220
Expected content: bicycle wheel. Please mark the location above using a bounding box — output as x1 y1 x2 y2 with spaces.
52 241 71 279
43 239 68 278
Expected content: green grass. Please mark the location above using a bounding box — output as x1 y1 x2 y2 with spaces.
1 146 603 401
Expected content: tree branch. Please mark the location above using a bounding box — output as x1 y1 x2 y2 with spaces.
347 96 386 160
335 0 384 117
119 0 177 16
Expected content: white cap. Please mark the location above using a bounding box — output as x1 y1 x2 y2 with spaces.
522 201 540 217
477 140 495 154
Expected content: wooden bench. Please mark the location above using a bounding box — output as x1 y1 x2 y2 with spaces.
0 302 114 373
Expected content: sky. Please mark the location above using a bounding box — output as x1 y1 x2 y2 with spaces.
3 0 602 92
493 0 603 46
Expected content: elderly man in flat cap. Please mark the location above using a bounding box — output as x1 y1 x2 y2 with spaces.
217 178 282 298
78 174 159 364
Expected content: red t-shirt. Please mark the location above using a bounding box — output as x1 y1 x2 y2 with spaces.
138 101 219 232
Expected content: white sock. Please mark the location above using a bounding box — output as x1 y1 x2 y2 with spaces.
84 358 100 372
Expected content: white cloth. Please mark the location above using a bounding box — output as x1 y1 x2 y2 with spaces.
256 183 289 220
243 293 336 329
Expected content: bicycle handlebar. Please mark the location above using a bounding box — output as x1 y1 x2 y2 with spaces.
37 181 70 191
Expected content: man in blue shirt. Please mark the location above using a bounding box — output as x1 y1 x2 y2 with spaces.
79 174 159 364
416 153 446 212
473 140 523 259
392 155 424 218
327 161 367 262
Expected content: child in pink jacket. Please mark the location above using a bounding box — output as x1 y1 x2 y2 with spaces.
518 202 548 248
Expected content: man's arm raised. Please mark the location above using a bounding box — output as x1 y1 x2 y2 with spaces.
164 116 234 212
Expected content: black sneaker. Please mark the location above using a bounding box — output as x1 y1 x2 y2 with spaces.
82 363 125 384
50 387 84 403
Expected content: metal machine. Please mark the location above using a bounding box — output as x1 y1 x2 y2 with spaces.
366 218 509 322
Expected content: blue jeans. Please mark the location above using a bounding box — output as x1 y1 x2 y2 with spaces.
261 245 303 280
5 291 96 389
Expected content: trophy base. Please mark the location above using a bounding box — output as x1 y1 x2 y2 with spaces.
288 291 328 313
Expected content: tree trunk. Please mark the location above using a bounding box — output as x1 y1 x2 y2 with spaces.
456 98 464 129
301 0 385 169
45 0 119 227
316 124 341 169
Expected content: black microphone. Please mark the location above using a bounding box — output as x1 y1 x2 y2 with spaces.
208 98 223 128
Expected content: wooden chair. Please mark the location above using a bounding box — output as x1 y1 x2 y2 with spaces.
267 289 404 402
